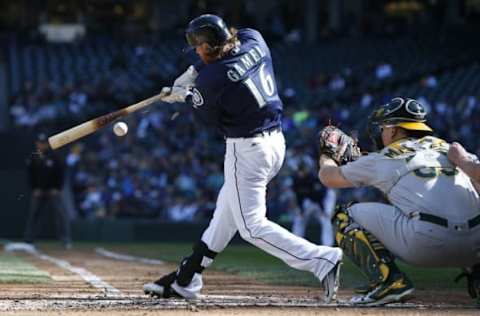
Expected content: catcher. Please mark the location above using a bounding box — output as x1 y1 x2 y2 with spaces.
317 97 480 306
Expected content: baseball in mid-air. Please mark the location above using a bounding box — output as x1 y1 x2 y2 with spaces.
113 121 128 137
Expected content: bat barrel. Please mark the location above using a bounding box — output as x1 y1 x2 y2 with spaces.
47 92 166 150
48 121 98 150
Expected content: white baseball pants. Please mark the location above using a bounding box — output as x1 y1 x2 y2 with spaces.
174 131 342 297
348 202 480 267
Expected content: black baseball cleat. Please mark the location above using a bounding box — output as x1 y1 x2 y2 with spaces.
322 250 343 303
143 271 183 298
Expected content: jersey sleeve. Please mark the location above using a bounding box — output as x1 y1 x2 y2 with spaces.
340 154 383 187
187 67 223 126
237 28 266 46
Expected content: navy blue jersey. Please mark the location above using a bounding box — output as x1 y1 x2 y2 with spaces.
188 28 283 138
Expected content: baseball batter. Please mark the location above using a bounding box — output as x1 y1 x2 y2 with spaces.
318 97 480 306
143 14 343 302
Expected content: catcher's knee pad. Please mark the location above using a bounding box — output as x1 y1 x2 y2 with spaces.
333 204 393 284
332 203 357 244
176 241 217 287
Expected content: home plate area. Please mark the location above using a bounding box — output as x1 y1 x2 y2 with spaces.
0 245 476 315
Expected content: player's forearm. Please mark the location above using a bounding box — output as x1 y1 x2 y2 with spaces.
318 155 352 188
319 155 338 169
448 142 480 184
456 157 480 184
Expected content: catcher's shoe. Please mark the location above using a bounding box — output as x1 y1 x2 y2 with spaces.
353 283 376 295
143 271 183 298
350 273 414 306
322 249 343 303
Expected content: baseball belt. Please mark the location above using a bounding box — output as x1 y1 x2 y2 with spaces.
418 213 480 230
250 126 282 138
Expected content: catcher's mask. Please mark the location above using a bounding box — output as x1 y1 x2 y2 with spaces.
367 97 433 150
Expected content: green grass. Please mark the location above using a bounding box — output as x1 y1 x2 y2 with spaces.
0 254 51 283
2 241 466 290
101 242 466 290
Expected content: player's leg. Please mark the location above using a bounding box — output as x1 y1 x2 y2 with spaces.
304 198 333 246
144 184 238 299
24 194 44 244
51 194 72 248
169 184 238 298
320 189 336 246
291 206 306 237
319 212 334 246
455 264 480 305
334 202 414 305
200 184 238 253
226 134 342 302
453 225 480 304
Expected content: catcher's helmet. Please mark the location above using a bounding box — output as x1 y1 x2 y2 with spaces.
367 97 433 149
185 14 232 48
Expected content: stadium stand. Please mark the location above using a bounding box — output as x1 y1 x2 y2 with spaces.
3 9 479 223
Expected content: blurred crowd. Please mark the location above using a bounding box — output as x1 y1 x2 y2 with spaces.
4 9 480 225
12 68 479 225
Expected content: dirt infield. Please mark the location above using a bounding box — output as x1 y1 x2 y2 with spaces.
0 247 477 315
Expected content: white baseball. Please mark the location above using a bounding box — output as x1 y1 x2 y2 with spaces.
113 121 128 137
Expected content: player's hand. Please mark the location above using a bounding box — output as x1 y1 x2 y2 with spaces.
318 125 362 165
448 142 470 166
173 65 198 88
159 86 190 103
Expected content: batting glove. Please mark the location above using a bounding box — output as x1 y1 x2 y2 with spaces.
160 86 192 104
173 65 198 88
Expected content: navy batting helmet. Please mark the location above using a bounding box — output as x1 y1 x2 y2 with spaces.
185 14 232 48
367 97 433 149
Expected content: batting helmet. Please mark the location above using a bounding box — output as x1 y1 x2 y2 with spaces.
185 14 232 48
367 97 433 149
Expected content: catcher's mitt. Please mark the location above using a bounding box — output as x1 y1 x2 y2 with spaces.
318 125 362 165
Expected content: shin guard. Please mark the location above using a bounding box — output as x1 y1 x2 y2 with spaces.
333 205 394 284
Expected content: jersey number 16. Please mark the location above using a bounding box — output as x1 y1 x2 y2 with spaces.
243 63 276 108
